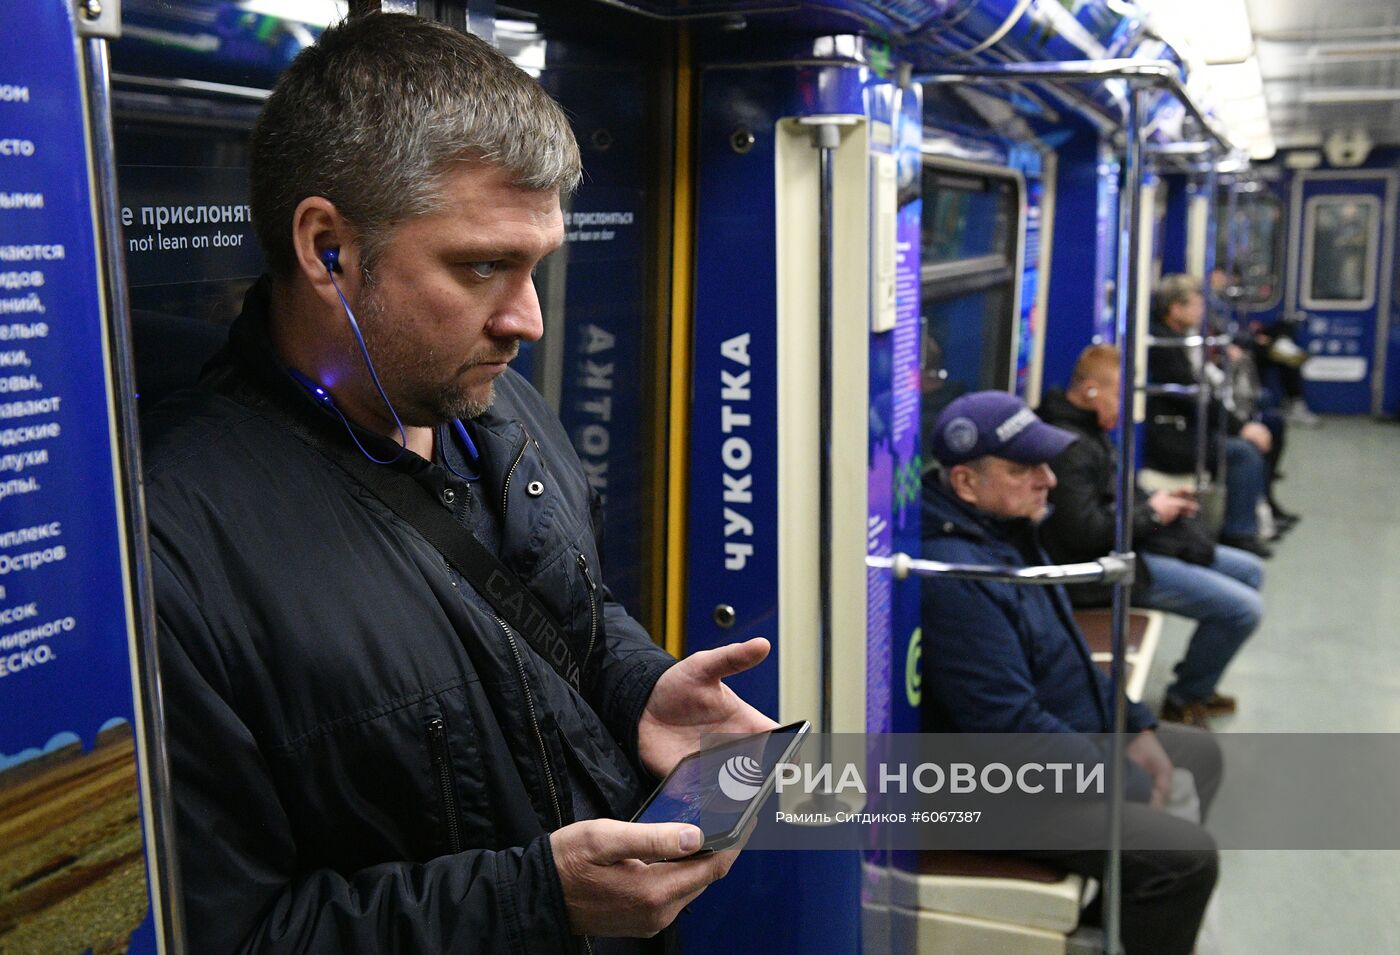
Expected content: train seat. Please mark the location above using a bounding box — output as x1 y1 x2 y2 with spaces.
872 853 1091 955
1073 607 1163 703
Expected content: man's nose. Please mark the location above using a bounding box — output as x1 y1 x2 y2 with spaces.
1038 463 1056 488
493 274 545 343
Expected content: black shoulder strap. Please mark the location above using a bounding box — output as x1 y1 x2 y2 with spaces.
232 380 581 691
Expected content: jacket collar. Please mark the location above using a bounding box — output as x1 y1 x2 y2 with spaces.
1036 388 1101 438
921 479 1042 546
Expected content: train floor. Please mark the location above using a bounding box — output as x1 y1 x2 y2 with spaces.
1140 416 1400 953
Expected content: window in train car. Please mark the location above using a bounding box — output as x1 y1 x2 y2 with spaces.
918 165 1023 438
921 172 1016 266
1301 194 1381 311
1215 193 1284 310
111 1 343 406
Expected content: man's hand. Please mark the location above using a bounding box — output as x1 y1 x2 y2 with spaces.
1240 421 1273 454
552 820 738 937
1126 729 1174 809
639 637 778 779
1147 491 1198 526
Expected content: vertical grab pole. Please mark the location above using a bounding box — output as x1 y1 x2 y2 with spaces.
1193 329 1211 490
83 35 188 952
1105 84 1145 955
1196 160 1220 490
815 123 841 747
1218 179 1243 489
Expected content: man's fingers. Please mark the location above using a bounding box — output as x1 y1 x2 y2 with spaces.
684 637 771 684
584 820 705 865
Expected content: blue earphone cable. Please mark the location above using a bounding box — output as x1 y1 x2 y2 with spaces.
322 264 408 464
296 250 483 477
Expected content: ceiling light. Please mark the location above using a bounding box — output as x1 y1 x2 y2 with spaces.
1300 88 1400 105
1309 40 1400 59
1206 58 1264 100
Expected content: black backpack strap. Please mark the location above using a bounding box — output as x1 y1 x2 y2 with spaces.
229 378 582 691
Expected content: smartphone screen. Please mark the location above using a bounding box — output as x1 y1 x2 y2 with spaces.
632 721 809 850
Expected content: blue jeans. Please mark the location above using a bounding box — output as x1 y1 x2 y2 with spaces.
1139 545 1264 703
1223 437 1267 537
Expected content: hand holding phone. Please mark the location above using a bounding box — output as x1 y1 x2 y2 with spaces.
551 818 736 937
631 720 810 853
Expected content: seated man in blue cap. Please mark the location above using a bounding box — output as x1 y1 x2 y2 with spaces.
920 390 1222 955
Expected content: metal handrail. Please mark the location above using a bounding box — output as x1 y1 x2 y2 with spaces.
1139 382 1202 396
867 553 1135 586
1146 334 1231 348
914 59 1235 153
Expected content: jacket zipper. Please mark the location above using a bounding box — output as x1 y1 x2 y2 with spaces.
495 428 588 946
501 432 529 519
492 612 564 829
426 717 464 854
577 553 599 667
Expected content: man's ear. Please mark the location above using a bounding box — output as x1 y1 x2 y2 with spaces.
947 464 980 507
290 196 359 308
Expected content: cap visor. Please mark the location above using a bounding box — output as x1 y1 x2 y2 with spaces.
999 421 1078 465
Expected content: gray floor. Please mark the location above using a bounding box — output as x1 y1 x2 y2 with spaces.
1140 417 1400 953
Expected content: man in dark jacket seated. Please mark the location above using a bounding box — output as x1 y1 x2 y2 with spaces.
921 391 1221 955
143 15 773 954
1146 273 1274 557
1039 345 1264 726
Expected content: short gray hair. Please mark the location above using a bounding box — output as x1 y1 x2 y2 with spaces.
1152 273 1202 322
250 13 582 277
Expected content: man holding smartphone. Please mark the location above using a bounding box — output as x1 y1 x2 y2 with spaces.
145 15 773 954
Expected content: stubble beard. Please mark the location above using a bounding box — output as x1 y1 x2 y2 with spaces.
354 286 506 425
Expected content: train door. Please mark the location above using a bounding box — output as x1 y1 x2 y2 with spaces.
1286 171 1399 415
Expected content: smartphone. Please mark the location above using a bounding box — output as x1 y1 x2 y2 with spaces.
630 720 810 853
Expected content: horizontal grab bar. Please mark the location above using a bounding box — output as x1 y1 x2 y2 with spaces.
867 552 1134 586
1138 383 1202 396
1145 334 1232 348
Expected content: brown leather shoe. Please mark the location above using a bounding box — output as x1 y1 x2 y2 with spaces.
1202 692 1237 716
1159 698 1212 728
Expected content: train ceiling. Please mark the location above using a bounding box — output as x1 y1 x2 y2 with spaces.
1248 0 1400 157
120 1 1400 165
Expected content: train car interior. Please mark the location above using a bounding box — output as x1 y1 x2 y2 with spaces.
4 0 1400 953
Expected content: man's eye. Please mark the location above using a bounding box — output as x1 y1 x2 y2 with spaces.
467 261 499 279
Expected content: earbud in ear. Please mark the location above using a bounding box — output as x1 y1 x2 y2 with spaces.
1086 387 1098 398
321 248 341 274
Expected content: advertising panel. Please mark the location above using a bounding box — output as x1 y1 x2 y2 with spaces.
0 4 169 952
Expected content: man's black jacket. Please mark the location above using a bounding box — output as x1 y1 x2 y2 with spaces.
143 280 675 954
1144 319 1242 473
1036 389 1156 607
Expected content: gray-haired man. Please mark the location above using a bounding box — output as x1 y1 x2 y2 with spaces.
145 15 771 953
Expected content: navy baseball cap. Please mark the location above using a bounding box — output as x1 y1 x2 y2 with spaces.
930 391 1077 467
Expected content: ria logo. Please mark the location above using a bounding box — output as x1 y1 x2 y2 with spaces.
717 754 765 801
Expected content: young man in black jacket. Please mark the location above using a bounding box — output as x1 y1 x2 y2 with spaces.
1039 345 1265 726
144 15 773 953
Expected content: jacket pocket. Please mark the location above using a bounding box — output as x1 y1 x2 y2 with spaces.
426 716 465 854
